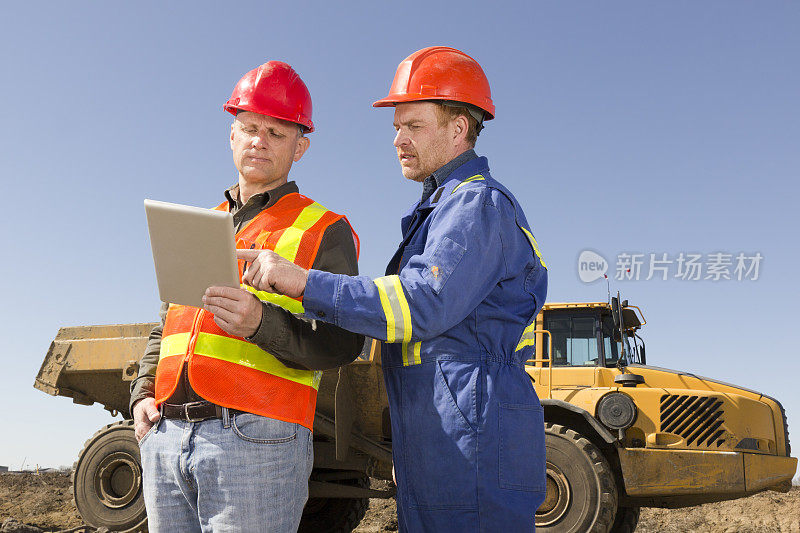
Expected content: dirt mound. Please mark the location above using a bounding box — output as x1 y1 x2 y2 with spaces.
0 472 81 532
1 471 798 532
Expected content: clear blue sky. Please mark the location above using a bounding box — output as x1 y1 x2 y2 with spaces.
0 2 797 481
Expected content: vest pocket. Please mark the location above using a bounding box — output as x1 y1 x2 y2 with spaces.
499 403 546 491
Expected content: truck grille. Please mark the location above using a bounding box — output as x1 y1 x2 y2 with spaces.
660 395 727 447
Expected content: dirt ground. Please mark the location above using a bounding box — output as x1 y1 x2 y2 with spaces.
1 471 798 532
353 486 800 532
0 472 82 531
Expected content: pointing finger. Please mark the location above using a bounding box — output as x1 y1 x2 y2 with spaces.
236 249 262 262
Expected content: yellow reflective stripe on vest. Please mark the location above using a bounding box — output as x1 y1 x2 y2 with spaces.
193 332 319 388
520 226 547 269
374 275 412 344
273 202 328 262
452 174 485 194
160 332 191 359
515 322 537 352
402 340 422 366
239 203 329 315
243 285 305 314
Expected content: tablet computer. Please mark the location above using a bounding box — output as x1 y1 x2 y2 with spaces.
144 199 239 308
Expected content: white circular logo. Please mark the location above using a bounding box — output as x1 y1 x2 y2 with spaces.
578 250 608 283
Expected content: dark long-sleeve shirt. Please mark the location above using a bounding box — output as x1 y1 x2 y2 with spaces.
129 180 364 414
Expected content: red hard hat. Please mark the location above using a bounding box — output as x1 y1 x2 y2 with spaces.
224 61 314 133
373 46 495 120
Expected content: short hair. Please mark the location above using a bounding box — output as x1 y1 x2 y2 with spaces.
434 102 481 147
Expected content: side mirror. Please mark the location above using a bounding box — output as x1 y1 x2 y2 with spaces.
611 297 621 329
611 293 627 363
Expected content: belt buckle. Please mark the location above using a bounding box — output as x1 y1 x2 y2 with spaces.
183 401 209 423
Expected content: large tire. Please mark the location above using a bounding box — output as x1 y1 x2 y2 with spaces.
72 420 148 533
536 423 618 533
611 506 640 533
298 475 369 533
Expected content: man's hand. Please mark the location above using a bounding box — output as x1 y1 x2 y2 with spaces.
133 397 161 442
237 249 309 298
203 286 263 338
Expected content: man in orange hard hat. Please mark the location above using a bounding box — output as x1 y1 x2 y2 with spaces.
238 47 548 531
129 61 363 532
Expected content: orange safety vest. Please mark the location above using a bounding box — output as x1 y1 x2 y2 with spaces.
154 192 359 430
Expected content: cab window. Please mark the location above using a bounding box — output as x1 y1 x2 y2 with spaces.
544 314 600 366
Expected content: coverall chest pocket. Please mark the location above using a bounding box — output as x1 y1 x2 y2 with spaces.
400 361 479 510
422 236 466 295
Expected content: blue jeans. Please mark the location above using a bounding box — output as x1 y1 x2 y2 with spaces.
139 408 313 533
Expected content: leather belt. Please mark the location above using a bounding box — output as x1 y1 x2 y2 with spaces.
160 401 235 422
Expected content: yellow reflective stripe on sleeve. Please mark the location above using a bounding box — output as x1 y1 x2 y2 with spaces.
521 226 548 269
515 322 537 352
374 275 412 343
272 203 328 262
243 285 305 314
375 278 397 343
402 340 422 366
391 276 412 343
159 332 191 359
193 332 319 388
452 174 485 194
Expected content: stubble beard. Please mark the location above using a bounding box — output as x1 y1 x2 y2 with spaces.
399 158 430 183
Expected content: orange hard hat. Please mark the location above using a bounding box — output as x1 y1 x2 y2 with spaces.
373 46 495 121
224 61 314 133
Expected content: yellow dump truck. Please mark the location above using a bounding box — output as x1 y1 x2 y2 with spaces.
35 296 796 532
528 296 797 532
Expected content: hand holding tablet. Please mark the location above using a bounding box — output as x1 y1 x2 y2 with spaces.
144 199 239 308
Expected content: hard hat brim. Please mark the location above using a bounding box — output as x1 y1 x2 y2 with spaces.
372 94 494 121
224 103 314 133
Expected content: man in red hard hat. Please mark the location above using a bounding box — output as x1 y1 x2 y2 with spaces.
129 61 363 532
237 47 548 531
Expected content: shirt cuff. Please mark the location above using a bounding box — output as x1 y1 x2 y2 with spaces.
303 269 341 324
245 302 288 349
129 379 155 416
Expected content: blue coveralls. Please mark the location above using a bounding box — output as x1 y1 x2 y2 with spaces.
303 155 547 532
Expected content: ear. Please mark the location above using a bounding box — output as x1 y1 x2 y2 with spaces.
452 114 469 145
293 135 311 162
230 122 236 151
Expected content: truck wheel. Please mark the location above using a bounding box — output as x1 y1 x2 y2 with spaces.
611 506 640 533
72 420 147 533
536 423 618 533
298 475 369 533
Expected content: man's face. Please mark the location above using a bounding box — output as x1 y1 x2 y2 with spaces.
392 102 455 182
230 111 309 189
